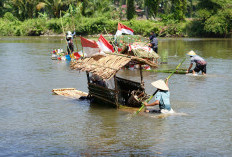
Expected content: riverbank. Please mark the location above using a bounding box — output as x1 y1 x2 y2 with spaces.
0 16 231 38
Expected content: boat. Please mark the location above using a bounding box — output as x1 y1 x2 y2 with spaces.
146 68 192 74
51 49 81 61
60 53 158 108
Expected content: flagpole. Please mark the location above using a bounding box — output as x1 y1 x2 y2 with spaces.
104 27 118 53
80 36 85 58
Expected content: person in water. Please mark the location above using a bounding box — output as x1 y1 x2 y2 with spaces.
186 50 207 75
144 79 174 113
66 31 76 55
149 31 158 54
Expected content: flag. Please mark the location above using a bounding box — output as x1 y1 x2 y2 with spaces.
115 23 134 36
128 44 132 51
97 35 114 53
80 37 105 57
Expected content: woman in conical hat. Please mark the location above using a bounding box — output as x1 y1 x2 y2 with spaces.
186 50 207 75
144 79 174 113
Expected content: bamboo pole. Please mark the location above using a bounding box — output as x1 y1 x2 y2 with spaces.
114 75 119 108
104 27 119 53
60 11 71 54
70 4 78 52
86 72 90 84
139 64 144 86
135 58 186 115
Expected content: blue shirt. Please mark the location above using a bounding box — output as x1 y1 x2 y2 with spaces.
155 91 171 110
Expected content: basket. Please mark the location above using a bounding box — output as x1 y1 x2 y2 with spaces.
127 90 147 107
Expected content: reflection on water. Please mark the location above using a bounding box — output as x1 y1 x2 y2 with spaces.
0 37 231 156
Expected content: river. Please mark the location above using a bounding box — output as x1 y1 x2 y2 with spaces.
0 36 231 156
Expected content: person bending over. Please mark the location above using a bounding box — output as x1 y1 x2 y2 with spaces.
186 50 207 75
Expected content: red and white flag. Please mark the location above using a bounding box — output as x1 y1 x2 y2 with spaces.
115 23 134 36
97 35 114 53
80 36 105 57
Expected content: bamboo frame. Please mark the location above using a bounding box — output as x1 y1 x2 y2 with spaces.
114 75 119 108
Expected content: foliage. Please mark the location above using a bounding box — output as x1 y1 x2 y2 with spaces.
144 0 160 19
0 0 231 37
171 0 187 21
196 0 232 37
127 0 135 20
3 12 18 21
7 0 40 20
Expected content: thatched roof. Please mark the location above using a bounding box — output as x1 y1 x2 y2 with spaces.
70 53 158 80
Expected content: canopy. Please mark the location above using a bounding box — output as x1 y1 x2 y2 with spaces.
70 53 158 80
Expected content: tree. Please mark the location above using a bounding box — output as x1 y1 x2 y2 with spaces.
196 0 232 36
127 0 135 20
44 0 65 18
171 0 187 21
144 0 160 19
7 0 40 20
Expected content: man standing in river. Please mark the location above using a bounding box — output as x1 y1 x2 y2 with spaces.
149 31 158 54
186 50 207 75
66 31 76 55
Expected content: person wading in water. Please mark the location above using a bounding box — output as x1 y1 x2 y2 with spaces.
186 50 207 75
66 31 76 55
144 79 174 113
149 31 158 54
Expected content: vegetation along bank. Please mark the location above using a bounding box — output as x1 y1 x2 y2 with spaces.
0 0 231 37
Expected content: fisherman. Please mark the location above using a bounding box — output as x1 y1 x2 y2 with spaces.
186 50 207 75
66 31 76 55
144 79 174 113
149 31 158 54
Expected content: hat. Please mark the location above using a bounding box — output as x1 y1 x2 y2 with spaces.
187 50 196 56
67 34 72 38
151 79 169 91
67 31 72 35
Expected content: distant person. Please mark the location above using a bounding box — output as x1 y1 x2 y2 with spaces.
66 31 76 55
186 50 207 75
144 79 174 113
149 31 158 54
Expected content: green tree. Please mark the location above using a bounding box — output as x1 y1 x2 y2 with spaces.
127 0 135 20
44 0 65 18
144 0 160 19
80 0 114 17
196 0 232 36
171 0 187 21
7 0 40 20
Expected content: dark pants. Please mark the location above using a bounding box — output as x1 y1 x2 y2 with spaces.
153 47 158 54
194 63 207 73
149 44 158 54
67 43 74 55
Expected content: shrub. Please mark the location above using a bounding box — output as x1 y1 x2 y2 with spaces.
3 12 18 22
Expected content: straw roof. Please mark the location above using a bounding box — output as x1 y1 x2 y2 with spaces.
70 53 158 80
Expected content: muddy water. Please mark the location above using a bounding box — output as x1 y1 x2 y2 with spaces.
0 36 231 156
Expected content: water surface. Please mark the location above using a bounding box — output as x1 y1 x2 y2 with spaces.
0 36 231 156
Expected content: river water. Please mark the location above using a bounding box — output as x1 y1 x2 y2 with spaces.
0 37 231 156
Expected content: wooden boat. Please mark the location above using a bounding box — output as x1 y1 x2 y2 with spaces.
68 53 158 108
146 68 192 74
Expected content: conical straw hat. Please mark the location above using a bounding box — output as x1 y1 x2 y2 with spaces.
67 34 72 38
187 50 196 56
151 79 169 91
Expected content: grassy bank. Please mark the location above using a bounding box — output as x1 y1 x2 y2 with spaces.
0 15 229 37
